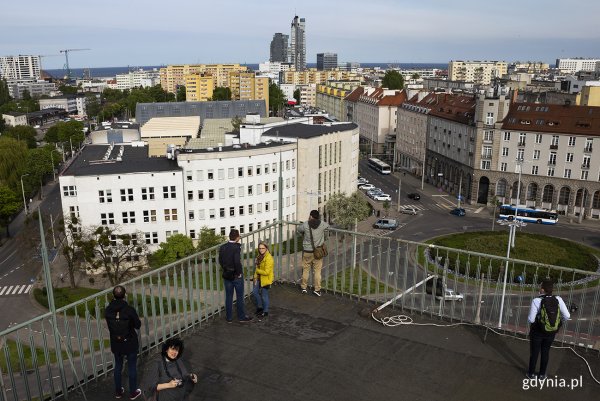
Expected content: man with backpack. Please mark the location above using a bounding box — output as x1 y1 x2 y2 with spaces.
526 279 570 380
105 285 142 399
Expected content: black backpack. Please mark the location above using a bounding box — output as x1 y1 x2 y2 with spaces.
107 310 131 342
536 295 562 333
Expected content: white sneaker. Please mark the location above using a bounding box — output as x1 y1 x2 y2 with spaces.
313 290 322 297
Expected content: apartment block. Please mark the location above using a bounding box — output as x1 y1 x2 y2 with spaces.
185 74 214 102
280 69 361 86
116 69 160 90
448 60 507 85
160 64 248 93
229 72 269 110
556 58 600 74
0 55 41 80
316 81 361 122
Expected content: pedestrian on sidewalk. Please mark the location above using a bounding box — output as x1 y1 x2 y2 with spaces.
526 279 570 379
253 241 274 319
297 210 329 296
219 229 252 323
105 285 142 400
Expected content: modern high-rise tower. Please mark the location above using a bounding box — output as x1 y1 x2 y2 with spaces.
290 15 306 71
270 33 289 63
317 53 338 71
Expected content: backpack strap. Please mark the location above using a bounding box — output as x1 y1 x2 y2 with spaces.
308 226 316 251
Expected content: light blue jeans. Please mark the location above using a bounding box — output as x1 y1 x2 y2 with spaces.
252 283 270 313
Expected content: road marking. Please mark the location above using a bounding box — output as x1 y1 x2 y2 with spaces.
0 249 18 267
431 195 448 197
0 287 7 295
474 206 485 214
0 284 33 296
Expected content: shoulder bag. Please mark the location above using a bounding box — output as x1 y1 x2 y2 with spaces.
309 226 328 260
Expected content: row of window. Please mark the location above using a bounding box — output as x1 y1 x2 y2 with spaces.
502 132 594 149
185 180 295 201
185 160 295 182
498 148 592 166
318 141 343 168
492 162 592 180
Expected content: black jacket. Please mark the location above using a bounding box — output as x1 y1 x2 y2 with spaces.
105 299 142 354
219 241 243 279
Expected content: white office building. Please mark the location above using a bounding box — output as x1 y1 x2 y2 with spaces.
116 69 161 90
556 58 600 74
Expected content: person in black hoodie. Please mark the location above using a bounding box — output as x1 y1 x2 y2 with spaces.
218 229 252 323
142 338 198 401
105 285 142 399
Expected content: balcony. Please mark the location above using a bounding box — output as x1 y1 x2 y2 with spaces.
6 221 600 401
550 144 558 150
517 140 526 147
581 163 590 170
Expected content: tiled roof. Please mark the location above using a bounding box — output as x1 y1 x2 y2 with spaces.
377 90 407 106
344 86 364 102
502 103 600 135
421 93 476 124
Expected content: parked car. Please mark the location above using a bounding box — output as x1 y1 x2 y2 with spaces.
357 178 368 186
436 288 464 301
373 219 399 230
400 206 417 215
373 194 392 201
407 192 421 200
450 208 466 216
359 184 375 191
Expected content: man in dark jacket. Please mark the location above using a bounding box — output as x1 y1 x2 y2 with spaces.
219 229 252 323
105 285 142 399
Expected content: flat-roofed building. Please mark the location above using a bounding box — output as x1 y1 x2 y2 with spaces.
160 64 249 94
556 58 600 74
448 60 507 85
2 112 28 127
316 81 361 122
140 116 201 156
229 72 269 110
0 55 41 80
185 74 214 102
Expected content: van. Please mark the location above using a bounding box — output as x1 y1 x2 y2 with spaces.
373 219 398 230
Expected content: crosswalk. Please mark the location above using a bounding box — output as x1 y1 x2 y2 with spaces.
400 204 425 211
0 284 33 297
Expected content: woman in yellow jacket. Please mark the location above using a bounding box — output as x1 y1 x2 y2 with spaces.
253 241 274 318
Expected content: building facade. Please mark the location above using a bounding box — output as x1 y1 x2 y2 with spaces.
290 16 306 71
270 33 289 63
448 60 508 85
316 81 361 121
39 95 84 115
2 112 28 127
184 74 214 102
556 58 600 74
116 69 160 90
280 69 361 86
228 72 269 110
317 53 338 71
0 55 41 80
6 80 57 100
159 64 249 94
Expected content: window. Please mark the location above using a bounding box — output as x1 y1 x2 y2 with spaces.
248 185 253 195
549 152 556 165
583 156 591 168
209 209 216 219
482 146 492 158
518 132 526 145
122 211 135 224
286 178 290 189
229 207 235 217
100 212 115 225
265 164 270 174
228 168 234 179
273 182 277 192
265 183 270 193
141 187 155 200
145 232 159 244
109 235 117 246
120 188 134 201
256 184 262 195
257 203 263 213
568 136 576 146
286 160 290 170
186 171 193 181
197 170 204 181
229 187 235 198
218 169 224 180
99 190 112 203
187 190 194 200
551 135 559 146
198 209 205 220
563 169 571 179
163 186 176 199
535 134 542 144
248 204 253 214
503 132 511 141
581 170 589 180
239 205 244 216
143 210 156 222
533 150 540 160
256 165 261 175
502 147 509 156
531 165 539 175
238 167 244 177
517 149 524 160
164 209 178 221
566 153 574 163
481 160 491 170
292 177 295 187
484 131 493 142
265 202 270 212
69 206 79 219
188 210 195 220
63 185 77 196
219 188 225 199
272 163 277 173
547 167 555 177
198 190 204 200
207 169 214 180
500 162 507 172
238 186 244 197
486 112 494 125
208 189 214 199
273 200 277 210
292 158 296 169
247 166 253 176
249 223 254 232
190 230 196 239
585 138 593 152
220 208 225 218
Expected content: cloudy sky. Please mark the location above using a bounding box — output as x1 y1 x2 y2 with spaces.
2 0 599 69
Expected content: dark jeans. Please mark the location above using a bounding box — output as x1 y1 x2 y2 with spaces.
528 329 555 376
114 351 138 393
252 283 270 313
224 277 247 321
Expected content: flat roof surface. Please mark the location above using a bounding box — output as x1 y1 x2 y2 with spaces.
62 144 180 176
78 285 598 401
263 122 358 139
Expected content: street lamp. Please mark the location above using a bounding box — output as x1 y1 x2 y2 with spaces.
20 174 30 215
457 173 463 209
50 151 56 181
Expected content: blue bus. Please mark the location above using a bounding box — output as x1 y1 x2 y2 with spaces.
498 204 558 225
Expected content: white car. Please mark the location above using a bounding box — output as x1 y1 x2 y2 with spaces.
436 289 464 301
33 125 41 129
400 206 417 215
359 184 375 191
373 194 391 201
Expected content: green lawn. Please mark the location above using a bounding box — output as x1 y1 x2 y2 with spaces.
426 231 599 284
0 339 79 372
325 266 394 296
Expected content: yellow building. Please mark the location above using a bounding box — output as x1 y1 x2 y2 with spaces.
185 74 214 102
160 64 248 93
281 68 361 86
577 86 600 106
229 72 269 110
316 81 361 121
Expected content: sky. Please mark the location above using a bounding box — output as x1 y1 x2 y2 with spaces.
2 0 599 69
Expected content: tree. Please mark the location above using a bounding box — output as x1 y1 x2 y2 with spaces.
56 216 85 288
383 200 391 216
411 73 420 80
176 85 186 102
212 87 231 101
4 125 38 148
293 89 300 105
268 82 285 116
382 70 405 90
85 95 101 119
80 226 148 285
0 78 11 106
0 185 20 238
149 234 195 268
26 148 53 197
44 120 85 146
0 137 28 191
196 226 226 252
58 84 78 95
325 192 371 229
0 115 5 134
231 116 243 132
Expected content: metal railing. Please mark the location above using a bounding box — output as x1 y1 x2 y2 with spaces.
1 221 599 400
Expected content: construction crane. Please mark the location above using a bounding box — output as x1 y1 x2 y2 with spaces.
59 48 91 81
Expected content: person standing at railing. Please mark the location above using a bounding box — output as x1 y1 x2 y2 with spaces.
105 285 142 400
253 241 274 319
526 279 570 380
297 210 329 296
219 229 253 323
